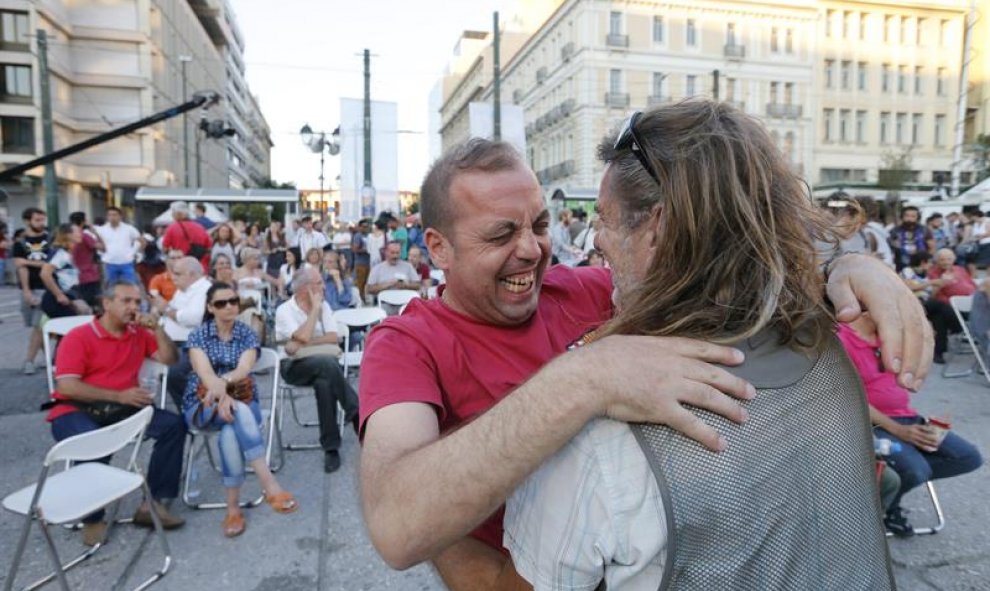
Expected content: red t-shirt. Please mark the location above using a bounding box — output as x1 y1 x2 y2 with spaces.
927 264 977 304
162 220 212 271
72 231 101 284
414 262 431 281
46 319 159 422
359 265 614 551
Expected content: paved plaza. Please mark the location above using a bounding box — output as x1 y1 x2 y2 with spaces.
0 284 987 590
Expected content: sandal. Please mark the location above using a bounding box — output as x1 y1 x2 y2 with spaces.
265 491 298 514
222 513 245 538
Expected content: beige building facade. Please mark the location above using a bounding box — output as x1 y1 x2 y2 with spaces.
438 0 979 196
0 0 271 224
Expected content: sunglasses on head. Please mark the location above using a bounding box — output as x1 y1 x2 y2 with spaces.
211 296 240 309
614 111 661 185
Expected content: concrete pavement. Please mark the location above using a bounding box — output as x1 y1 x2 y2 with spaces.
0 283 987 590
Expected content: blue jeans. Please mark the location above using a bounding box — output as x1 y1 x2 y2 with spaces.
51 407 186 522
105 262 137 284
183 399 265 489
875 416 983 510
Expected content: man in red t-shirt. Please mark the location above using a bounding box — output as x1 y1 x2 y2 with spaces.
162 201 211 272
358 140 936 589
48 280 185 545
927 248 977 304
69 211 104 308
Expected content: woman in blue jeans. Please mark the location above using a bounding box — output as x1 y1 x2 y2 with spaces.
184 282 297 537
838 316 983 537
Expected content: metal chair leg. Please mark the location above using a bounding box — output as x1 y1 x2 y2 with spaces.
38 520 71 591
4 509 35 591
286 386 319 428
885 481 946 538
127 480 172 591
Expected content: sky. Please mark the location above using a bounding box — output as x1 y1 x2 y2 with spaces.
230 0 518 192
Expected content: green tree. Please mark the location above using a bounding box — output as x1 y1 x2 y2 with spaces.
878 147 913 219
971 134 990 182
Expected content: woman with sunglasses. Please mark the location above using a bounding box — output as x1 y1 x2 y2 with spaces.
182 282 297 537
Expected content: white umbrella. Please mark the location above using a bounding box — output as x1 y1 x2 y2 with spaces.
152 203 228 226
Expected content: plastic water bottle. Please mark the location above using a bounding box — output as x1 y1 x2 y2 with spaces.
874 437 902 457
187 465 201 499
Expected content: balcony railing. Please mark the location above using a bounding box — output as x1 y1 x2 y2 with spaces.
605 92 630 108
561 42 575 61
606 34 629 48
513 89 524 104
648 95 672 107
724 44 746 59
536 67 548 84
765 103 803 118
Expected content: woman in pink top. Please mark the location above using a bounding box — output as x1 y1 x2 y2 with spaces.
838 316 982 537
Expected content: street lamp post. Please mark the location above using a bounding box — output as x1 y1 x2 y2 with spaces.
179 55 192 187
299 124 339 220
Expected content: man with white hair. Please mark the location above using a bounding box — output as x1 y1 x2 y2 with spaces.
275 267 359 473
163 201 212 272
162 256 211 407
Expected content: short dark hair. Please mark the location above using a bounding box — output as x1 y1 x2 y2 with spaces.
300 215 313 223
106 206 122 215
69 211 86 226
21 207 44 221
195 203 206 213
420 138 524 236
909 251 932 267
203 281 236 323
927 213 943 223
901 206 920 218
102 279 141 300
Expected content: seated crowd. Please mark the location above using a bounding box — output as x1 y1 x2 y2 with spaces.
27 200 433 544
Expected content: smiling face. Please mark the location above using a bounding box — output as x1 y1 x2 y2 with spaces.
428 164 551 326
594 165 658 309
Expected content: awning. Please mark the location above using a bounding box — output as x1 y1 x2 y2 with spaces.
547 187 598 202
136 187 299 203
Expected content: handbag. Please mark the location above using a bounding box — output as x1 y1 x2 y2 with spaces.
192 376 255 428
178 221 208 259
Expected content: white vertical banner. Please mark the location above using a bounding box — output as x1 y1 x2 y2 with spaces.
468 102 527 157
339 98 400 222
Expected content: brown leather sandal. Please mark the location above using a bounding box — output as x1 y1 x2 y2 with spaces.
265 491 298 514
223 512 245 538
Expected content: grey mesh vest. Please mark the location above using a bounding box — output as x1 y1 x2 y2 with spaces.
632 331 895 590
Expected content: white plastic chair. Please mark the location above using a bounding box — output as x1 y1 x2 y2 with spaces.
943 295 990 382
429 268 444 284
334 307 388 376
42 315 95 395
2 407 171 591
376 289 420 309
180 348 283 510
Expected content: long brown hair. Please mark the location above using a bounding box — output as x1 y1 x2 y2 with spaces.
598 99 834 348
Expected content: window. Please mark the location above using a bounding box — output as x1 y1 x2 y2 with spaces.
916 18 925 45
857 62 867 90
726 77 736 101
823 108 834 142
940 19 949 46
784 82 794 104
914 66 922 94
784 131 795 161
839 109 850 142
826 10 834 37
897 66 907 93
911 113 922 145
880 111 890 144
771 26 779 52
859 13 867 40
882 64 891 92
785 28 794 53
895 112 906 144
609 68 622 94
1 116 33 153
855 110 867 143
840 61 851 89
0 11 29 49
937 67 947 95
900 16 910 44
884 15 892 43
653 16 664 43
770 81 779 104
609 11 622 36
652 72 665 97
686 74 696 96
686 19 697 47
843 11 853 39
726 22 737 46
934 114 946 146
1 64 31 100
825 59 835 88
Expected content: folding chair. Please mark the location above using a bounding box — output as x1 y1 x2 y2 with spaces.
42 315 95 395
2 407 170 591
942 295 990 381
376 289 420 310
335 307 387 377
885 481 946 538
180 347 283 510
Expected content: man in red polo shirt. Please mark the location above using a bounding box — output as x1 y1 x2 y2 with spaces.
162 201 211 272
47 279 185 546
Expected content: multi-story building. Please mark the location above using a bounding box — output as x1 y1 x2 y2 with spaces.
438 0 977 198
0 0 271 223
